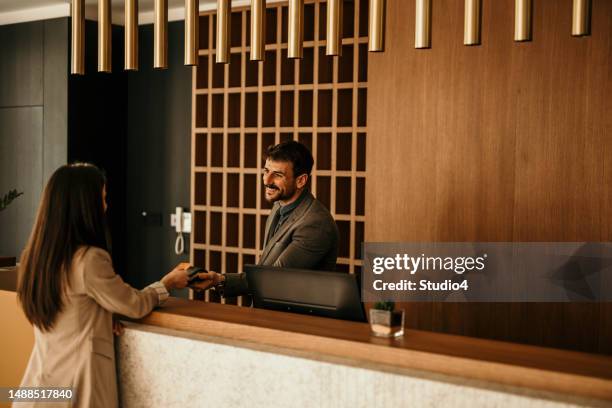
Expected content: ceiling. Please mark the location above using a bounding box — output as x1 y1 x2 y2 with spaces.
0 0 217 14
0 0 242 26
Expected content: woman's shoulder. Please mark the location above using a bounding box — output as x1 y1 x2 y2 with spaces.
73 246 112 267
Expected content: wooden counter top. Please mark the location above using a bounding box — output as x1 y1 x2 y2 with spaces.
137 297 612 403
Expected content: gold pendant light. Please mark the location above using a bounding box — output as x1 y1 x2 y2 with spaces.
414 0 431 49
514 0 532 42
368 0 385 52
125 0 138 70
154 0 168 69
98 0 112 72
250 0 266 61
572 0 591 37
216 0 231 64
464 0 482 46
71 0 85 75
185 0 199 65
326 0 343 56
288 0 304 59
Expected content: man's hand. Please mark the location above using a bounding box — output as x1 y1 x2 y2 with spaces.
189 271 224 291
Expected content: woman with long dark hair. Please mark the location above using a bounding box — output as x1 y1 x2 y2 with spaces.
16 163 188 407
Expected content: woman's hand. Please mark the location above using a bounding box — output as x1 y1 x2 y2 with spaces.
113 320 125 336
161 264 190 290
112 316 125 336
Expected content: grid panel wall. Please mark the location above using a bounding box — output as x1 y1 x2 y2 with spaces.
191 0 368 304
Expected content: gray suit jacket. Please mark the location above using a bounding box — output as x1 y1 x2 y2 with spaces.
222 192 338 297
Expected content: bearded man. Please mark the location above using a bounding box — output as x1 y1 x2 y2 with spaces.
193 141 339 297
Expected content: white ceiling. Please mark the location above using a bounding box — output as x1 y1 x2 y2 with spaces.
0 0 262 26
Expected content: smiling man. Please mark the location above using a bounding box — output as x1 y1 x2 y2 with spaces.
193 141 339 297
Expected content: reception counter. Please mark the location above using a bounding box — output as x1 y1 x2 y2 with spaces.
2 267 611 407
117 298 612 407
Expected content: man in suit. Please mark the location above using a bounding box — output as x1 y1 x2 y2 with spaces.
192 141 338 297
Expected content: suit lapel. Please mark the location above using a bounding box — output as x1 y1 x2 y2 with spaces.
259 192 314 264
262 204 280 249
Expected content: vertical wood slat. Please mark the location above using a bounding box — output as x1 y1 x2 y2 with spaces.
238 10 247 306
349 0 360 273
189 16 199 299
205 14 214 303
312 1 320 196
275 5 282 146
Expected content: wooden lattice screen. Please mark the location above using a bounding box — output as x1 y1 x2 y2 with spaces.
190 0 368 304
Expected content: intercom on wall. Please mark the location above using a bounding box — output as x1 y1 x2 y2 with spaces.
170 207 191 255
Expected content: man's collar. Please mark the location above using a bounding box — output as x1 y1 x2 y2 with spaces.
279 189 308 216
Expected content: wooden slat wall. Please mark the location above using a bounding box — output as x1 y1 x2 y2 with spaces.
366 0 612 354
191 0 369 304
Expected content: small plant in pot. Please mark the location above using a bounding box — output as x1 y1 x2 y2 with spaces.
369 301 405 338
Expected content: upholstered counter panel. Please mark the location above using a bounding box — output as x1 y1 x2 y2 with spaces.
117 323 586 408
120 298 612 407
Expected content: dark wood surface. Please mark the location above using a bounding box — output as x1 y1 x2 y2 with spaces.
135 297 612 402
366 0 612 354
0 267 17 292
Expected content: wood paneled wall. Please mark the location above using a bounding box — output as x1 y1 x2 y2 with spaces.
366 0 611 354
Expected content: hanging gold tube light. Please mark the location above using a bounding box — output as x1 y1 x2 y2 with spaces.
572 0 591 37
514 0 532 42
125 0 138 70
216 0 231 63
326 0 343 56
288 0 304 59
185 0 199 65
415 0 431 49
250 0 266 61
71 0 85 75
154 0 168 69
464 0 482 46
368 0 385 52
98 0 112 72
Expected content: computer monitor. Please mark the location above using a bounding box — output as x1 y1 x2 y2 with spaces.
244 265 366 322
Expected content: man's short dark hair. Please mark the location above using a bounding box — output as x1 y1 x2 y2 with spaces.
264 141 314 177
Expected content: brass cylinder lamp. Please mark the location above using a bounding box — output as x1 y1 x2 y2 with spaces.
250 0 266 61
326 0 343 56
572 0 591 37
464 0 482 46
98 0 112 72
71 0 85 75
216 0 231 63
414 0 431 49
368 0 385 52
514 0 532 42
185 0 199 65
288 0 304 59
125 0 139 70
154 0 168 69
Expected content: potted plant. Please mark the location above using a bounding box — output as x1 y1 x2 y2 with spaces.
369 301 405 338
0 189 23 267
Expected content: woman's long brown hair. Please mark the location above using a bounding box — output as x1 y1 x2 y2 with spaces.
17 163 108 331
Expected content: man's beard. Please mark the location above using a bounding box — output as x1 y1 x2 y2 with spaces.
264 183 295 203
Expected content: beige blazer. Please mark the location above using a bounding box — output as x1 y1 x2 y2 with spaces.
17 246 164 408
